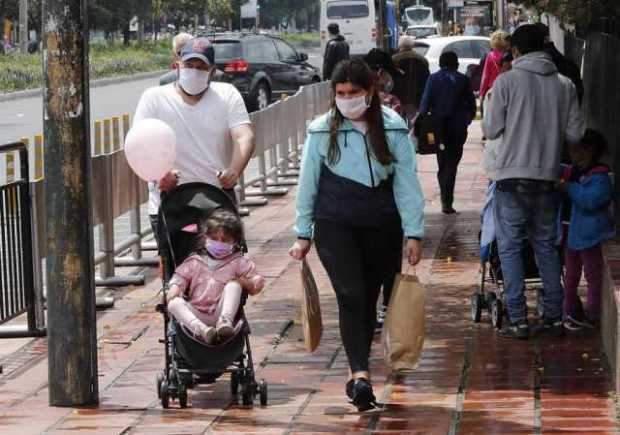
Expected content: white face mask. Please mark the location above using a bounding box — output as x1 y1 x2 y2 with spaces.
178 68 211 96
335 94 370 120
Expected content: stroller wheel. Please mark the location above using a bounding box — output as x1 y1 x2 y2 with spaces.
178 382 188 408
259 379 268 406
491 299 503 330
241 383 254 406
231 372 240 397
160 380 170 409
470 294 483 323
536 290 545 318
156 372 164 399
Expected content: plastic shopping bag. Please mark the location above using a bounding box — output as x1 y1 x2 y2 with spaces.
300 259 323 352
381 272 426 371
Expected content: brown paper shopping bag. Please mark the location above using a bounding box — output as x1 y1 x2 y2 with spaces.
381 272 426 372
300 259 323 352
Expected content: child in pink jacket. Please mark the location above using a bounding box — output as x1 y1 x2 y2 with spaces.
479 31 511 101
167 209 265 344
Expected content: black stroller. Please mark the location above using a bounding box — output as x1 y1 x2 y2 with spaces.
154 182 268 408
470 238 546 330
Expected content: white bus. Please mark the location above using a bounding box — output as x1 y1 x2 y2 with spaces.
320 0 378 56
404 5 434 27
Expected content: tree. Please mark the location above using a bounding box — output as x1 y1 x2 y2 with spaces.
207 0 234 26
521 0 619 27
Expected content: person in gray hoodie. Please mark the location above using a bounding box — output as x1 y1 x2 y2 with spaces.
482 24 584 340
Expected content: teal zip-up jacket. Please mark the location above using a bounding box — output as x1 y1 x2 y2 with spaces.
295 107 425 239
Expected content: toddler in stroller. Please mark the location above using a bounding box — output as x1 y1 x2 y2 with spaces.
167 208 265 344
155 183 268 409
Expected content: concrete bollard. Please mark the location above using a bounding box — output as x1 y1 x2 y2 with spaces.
34 135 43 180
103 118 112 154
112 116 121 151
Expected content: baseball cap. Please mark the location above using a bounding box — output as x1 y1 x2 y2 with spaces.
180 37 215 65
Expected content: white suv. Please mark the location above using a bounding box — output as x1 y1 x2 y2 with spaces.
413 36 491 75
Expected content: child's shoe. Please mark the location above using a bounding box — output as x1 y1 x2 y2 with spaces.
200 325 216 344
217 315 235 339
568 312 596 329
563 316 583 331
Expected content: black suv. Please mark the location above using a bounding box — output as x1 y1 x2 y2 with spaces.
211 34 321 111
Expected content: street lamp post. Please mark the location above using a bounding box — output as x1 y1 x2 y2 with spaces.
43 0 98 407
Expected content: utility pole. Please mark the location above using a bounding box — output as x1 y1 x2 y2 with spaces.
19 0 27 53
43 0 98 407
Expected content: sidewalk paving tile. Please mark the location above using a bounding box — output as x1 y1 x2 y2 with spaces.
0 122 618 434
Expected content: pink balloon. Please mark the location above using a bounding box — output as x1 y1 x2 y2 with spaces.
124 119 177 182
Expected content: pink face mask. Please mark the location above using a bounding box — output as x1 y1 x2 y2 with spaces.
206 238 235 259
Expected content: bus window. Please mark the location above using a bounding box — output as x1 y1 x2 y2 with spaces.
326 1 370 19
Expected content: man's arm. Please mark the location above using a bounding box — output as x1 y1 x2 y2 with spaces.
219 124 255 189
418 74 433 115
323 41 335 80
482 76 508 140
565 82 585 145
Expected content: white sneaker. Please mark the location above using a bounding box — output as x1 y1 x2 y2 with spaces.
217 315 235 339
375 305 388 331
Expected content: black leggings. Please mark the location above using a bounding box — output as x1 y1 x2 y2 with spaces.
314 219 402 373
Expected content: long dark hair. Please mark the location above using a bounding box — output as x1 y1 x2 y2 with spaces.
329 59 393 166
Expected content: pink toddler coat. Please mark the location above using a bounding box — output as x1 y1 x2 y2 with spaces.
169 253 262 315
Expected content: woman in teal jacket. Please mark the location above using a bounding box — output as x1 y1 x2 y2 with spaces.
289 59 425 411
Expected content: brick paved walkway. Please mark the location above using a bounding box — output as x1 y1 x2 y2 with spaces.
0 123 618 434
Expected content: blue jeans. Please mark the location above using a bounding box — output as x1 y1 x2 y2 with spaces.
493 181 563 324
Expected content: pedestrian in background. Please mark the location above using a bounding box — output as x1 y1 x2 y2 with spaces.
479 30 511 103
535 22 584 105
159 32 193 86
419 51 476 214
483 24 584 340
289 59 424 412
392 36 430 122
364 48 404 117
558 129 614 331
322 23 350 81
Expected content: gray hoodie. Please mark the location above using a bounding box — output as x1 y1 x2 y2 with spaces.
482 52 584 181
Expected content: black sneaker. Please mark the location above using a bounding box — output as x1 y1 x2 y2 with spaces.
563 317 583 331
497 321 529 340
442 206 457 215
532 317 565 337
349 378 376 412
567 312 596 329
345 379 355 400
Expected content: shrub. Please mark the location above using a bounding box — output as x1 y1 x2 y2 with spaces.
0 38 172 94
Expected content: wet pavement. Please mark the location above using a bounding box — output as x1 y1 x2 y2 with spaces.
0 122 618 434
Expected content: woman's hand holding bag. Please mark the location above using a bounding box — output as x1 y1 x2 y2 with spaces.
289 239 312 261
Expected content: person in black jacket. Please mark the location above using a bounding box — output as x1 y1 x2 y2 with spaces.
323 23 350 80
535 23 584 105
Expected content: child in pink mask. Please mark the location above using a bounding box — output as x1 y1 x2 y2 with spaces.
166 209 265 344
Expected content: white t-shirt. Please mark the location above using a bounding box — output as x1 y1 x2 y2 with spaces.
133 82 251 215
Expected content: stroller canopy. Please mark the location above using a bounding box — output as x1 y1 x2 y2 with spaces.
159 183 237 269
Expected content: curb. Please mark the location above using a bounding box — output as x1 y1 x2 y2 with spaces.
0 69 167 103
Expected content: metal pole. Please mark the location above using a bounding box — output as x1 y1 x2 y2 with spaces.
19 0 28 53
43 0 98 407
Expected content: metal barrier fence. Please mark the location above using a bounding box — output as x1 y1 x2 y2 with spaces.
0 142 44 337
0 80 332 334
